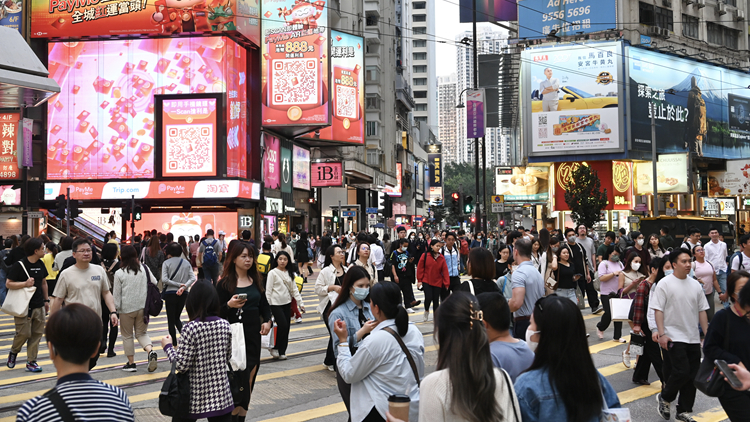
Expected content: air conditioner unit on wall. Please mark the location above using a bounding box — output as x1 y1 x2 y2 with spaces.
717 2 727 15
660 27 671 38
649 25 662 36
735 9 745 21
696 0 706 8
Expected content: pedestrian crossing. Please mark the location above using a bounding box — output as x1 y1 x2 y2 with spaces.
0 286 731 422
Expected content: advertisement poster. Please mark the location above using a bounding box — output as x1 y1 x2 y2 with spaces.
260 0 329 126
46 37 245 180
0 113 19 179
45 179 261 200
428 145 442 187
459 0 516 23
161 97 217 177
628 46 750 158
280 146 291 194
708 160 750 197
225 43 247 178
518 0 617 39
524 42 621 156
553 161 632 211
134 212 238 241
634 154 689 195
0 0 23 34
31 0 260 44
263 134 280 189
300 30 365 144
384 162 402 197
311 162 342 187
495 166 550 202
22 118 33 168
0 185 20 205
292 145 310 190
466 89 486 138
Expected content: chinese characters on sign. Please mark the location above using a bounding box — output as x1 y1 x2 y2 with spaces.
428 144 442 187
263 134 280 189
466 89 486 138
292 145 310 190
311 162 342 187
0 113 19 180
518 0 617 39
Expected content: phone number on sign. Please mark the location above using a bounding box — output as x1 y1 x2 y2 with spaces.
0 172 17 178
542 6 591 21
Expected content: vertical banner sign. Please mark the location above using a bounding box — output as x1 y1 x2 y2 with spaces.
518 0 617 38
428 144 442 187
226 44 248 178
611 161 633 209
384 162 402 197
292 145 310 190
466 89 486 138
0 0 23 34
0 113 19 179
311 162 342 187
263 134 280 189
280 146 292 194
22 118 33 168
260 0 329 126
161 98 218 177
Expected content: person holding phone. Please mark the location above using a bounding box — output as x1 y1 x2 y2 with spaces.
551 246 581 304
703 271 750 420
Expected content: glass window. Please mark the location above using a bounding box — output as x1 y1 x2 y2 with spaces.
415 104 427 111
366 66 380 82
413 52 427 60
414 91 427 99
682 14 699 39
414 78 427 86
413 27 426 35
413 1 426 9
413 40 426 48
365 15 378 26
639 2 672 30
366 121 378 137
413 14 426 22
413 65 427 73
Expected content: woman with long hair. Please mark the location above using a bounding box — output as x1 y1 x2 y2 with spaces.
274 233 294 259
417 292 519 422
317 236 333 268
692 244 721 322
460 247 500 296
554 246 582 303
162 242 197 347
315 245 348 371
334 281 424 422
595 246 625 342
631 257 666 386
177 235 190 260
216 242 272 421
515 295 621 422
327 266 376 419
265 250 304 360
161 281 235 422
99 242 120 357
530 239 543 272
495 244 512 279
142 235 165 284
294 230 311 280
113 245 158 372
648 234 666 260
417 239 450 323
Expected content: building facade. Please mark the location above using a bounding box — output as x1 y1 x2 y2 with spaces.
438 74 458 163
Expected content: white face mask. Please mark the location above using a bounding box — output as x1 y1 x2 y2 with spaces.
637 238 645 246
525 328 540 352
631 262 641 272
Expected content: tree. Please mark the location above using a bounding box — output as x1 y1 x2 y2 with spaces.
443 162 496 228
563 164 608 229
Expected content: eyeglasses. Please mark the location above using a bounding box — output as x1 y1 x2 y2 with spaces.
75 249 92 254
360 246 370 251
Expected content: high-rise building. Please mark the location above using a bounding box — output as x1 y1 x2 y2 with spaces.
438 74 458 163
410 0 437 130
455 27 509 167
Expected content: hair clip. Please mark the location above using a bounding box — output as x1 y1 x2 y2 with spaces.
469 302 483 329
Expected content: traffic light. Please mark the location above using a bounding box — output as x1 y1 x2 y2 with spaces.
333 209 339 223
51 194 66 219
122 204 131 221
450 192 459 215
134 205 143 221
464 195 474 214
69 199 82 219
500 220 505 228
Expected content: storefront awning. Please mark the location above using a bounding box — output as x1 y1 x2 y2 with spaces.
0 27 60 108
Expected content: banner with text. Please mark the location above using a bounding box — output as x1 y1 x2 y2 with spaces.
519 0 616 39
466 89 486 138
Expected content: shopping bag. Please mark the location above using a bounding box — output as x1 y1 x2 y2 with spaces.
610 297 634 322
1 287 35 317
294 276 304 293
575 286 586 310
260 323 277 350
229 322 246 371
601 408 631 422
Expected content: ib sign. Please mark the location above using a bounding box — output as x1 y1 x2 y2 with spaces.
311 162 343 187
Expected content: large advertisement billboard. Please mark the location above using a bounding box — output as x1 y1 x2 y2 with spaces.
495 166 550 202
31 0 260 44
708 160 750 197
523 42 623 157
518 0 616 39
46 37 246 180
263 134 280 189
161 97 217 177
134 211 238 241
627 46 750 159
634 154 690 195
552 161 633 211
292 145 310 190
260 0 329 127
300 30 364 144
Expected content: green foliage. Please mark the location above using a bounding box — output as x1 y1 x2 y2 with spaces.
563 165 608 229
442 162 501 228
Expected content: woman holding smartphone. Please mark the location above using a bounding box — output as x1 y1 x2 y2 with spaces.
216 243 273 422
265 250 305 360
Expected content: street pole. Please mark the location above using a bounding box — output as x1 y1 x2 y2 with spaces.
472 0 482 235
482 136 487 233
651 114 659 217
338 200 342 238
131 195 136 242
65 187 70 236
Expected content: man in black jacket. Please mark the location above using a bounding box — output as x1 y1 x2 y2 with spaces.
564 228 602 314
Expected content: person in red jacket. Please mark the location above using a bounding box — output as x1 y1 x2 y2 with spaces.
417 239 450 322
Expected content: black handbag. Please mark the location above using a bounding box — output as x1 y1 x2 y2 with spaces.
694 313 731 397
227 364 242 407
159 360 190 416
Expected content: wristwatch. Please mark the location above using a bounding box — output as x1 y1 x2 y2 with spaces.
110 311 118 316
43 299 50 303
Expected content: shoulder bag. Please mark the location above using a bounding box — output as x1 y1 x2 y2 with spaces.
499 368 521 422
600 382 631 421
43 387 76 422
383 326 420 387
1 261 36 317
610 289 634 322
694 313 731 397
545 266 559 291
229 321 247 371
159 360 190 417
144 265 164 323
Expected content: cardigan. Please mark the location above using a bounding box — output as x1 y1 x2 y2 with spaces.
315 264 347 314
266 268 304 306
113 265 158 315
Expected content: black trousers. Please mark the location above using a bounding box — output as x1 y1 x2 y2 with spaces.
632 326 664 383
363 407 386 422
719 388 750 422
596 293 623 340
336 370 352 422
423 284 443 313
662 342 701 414
513 318 530 339
164 293 188 346
449 276 461 293
322 303 335 367
578 273 600 310
100 299 117 352
398 276 416 307
270 304 292 355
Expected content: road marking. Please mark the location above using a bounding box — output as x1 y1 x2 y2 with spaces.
258 403 348 422
693 407 729 422
589 336 630 354
618 380 661 404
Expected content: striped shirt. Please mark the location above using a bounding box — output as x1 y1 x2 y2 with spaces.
17 373 134 422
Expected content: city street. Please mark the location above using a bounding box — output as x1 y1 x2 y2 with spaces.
0 272 731 422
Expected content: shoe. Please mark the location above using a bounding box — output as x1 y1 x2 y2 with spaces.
270 349 280 359
295 317 303 323
656 393 671 420
423 311 429 322
586 333 590 338
406 308 415 314
622 350 632 368
596 329 604 340
25 362 42 373
278 355 288 360
593 305 604 314
326 365 335 372
676 413 697 422
107 350 117 358
633 379 650 386
7 352 17 369
122 363 137 372
147 351 158 372
99 344 106 354
614 338 627 343
411 300 421 308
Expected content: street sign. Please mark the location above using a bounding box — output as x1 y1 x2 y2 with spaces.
341 211 356 217
666 202 677 217
27 211 44 219
387 218 396 228
491 195 504 203
627 216 640 224
492 203 505 213
368 214 377 220
366 207 378 214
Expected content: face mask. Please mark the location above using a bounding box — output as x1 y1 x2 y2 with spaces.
664 269 674 276
477 236 482 240
637 239 645 246
610 255 620 262
567 236 576 243
525 328 540 352
631 262 641 271
352 287 369 301
551 246 559 252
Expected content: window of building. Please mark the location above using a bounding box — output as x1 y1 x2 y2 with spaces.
682 14 699 39
413 27 426 35
415 116 427 124
707 22 722 45
366 151 380 167
707 23 738 48
639 2 673 31
413 39 426 48
414 91 427 99
413 1 426 9
366 66 380 82
366 121 378 137
413 52 427 60
413 65 427 73
414 78 427 85
415 104 427 111
413 14 426 22
365 15 378 26
366 95 380 110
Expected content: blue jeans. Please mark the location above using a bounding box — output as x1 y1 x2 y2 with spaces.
204 262 222 285
717 270 729 309
556 287 577 304
0 268 7 306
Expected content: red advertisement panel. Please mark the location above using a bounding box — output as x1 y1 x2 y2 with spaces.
161 97 218 177
134 211 238 241
46 37 246 180
44 179 261 200
384 163 402 197
311 162 342 187
0 113 19 179
260 0 329 126
553 161 633 211
226 43 247 178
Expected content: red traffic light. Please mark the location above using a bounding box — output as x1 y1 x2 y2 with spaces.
451 192 459 200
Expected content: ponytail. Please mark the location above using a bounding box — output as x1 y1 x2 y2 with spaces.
371 282 409 336
394 304 409 336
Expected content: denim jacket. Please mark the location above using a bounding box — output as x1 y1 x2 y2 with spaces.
514 368 621 422
328 298 374 358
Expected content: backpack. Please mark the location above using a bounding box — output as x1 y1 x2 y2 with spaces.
459 238 469 255
202 240 219 267
143 265 163 321
729 251 744 275
257 253 272 274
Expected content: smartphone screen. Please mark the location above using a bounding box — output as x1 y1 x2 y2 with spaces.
715 360 743 389
238 294 247 301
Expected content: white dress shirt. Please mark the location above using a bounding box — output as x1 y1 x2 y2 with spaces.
703 240 728 273
368 243 385 271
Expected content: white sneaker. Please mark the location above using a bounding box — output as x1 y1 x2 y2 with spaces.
270 349 280 359
295 317 303 323
326 365 335 372
278 355 287 360
622 350 632 369
406 308 415 314
423 311 429 322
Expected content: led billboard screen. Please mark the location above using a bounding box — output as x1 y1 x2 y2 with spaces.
292 145 310 190
134 211 238 241
161 97 217 177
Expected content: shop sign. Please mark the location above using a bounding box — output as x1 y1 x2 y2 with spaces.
718 198 736 215
44 179 261 200
708 160 750 197
0 185 20 205
0 113 19 179
612 161 633 207
495 166 549 202
1 0 23 34
702 198 720 217
384 162 402 197
161 97 217 177
518 0 615 38
239 215 253 228
466 89 486 138
634 154 689 195
523 42 623 156
263 134 281 189
311 162 343 187
552 161 633 211
292 145 310 190
265 197 282 214
260 0 329 127
428 145 442 187
280 146 292 194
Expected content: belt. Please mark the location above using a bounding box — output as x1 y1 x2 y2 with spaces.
514 315 531 322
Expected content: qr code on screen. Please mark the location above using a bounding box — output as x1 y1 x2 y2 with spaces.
336 85 357 119
538 127 548 139
165 124 213 174
538 115 547 125
271 58 319 106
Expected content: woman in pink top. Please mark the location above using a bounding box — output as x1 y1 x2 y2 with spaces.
692 245 721 322
596 246 624 342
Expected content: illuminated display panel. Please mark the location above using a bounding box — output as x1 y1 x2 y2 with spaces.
134 211 238 241
0 113 19 179
161 97 218 177
292 145 309 190
47 36 247 180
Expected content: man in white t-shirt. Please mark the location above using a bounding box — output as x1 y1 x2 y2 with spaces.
649 249 709 422
368 235 385 282
680 227 702 251
703 227 729 309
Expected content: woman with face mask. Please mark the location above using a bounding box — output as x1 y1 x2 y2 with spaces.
515 295 621 422
334 281 425 422
417 239 450 322
265 251 305 360
631 258 665 386
595 246 624 341
625 230 651 269
617 252 648 367
327 266 376 420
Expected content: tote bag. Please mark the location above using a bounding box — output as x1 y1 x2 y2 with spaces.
1 262 36 317
229 322 247 371
610 291 634 322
